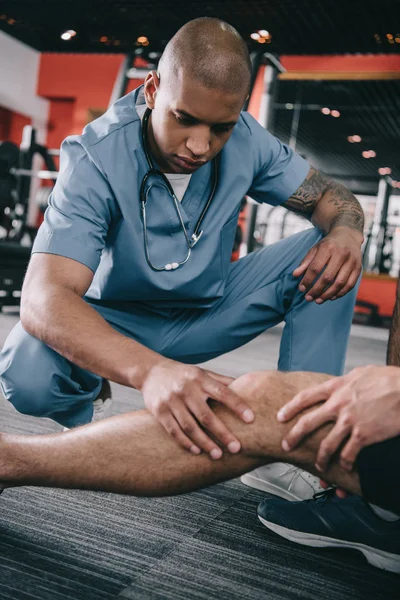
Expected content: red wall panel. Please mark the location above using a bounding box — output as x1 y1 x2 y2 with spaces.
0 108 31 146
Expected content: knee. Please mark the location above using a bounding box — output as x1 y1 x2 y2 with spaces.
226 371 287 457
1 369 54 417
0 321 61 418
229 370 284 410
226 371 326 458
0 346 54 417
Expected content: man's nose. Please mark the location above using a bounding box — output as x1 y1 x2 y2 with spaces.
186 126 210 157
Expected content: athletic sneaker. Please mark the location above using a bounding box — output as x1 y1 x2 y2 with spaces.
63 378 113 431
241 463 324 501
257 489 400 574
91 378 113 422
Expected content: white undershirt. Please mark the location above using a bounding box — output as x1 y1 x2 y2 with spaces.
136 103 191 202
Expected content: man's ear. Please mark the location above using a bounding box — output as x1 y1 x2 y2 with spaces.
143 70 160 109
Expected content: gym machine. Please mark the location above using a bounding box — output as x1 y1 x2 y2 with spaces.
0 127 58 310
354 176 399 328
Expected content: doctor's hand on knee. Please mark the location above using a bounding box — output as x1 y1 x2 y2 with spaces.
140 359 255 458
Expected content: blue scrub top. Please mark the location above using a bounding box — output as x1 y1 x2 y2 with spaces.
33 86 310 309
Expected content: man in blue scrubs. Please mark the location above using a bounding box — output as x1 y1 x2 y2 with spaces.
0 18 364 499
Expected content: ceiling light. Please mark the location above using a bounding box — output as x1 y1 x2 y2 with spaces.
352 135 362 142
387 33 394 39
368 150 376 158
61 29 76 41
321 107 331 115
347 136 355 143
251 30 271 43
395 37 400 43
100 36 108 42
137 36 148 44
285 103 294 110
331 110 341 118
378 167 392 175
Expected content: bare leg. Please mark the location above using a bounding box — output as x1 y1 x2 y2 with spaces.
0 371 361 496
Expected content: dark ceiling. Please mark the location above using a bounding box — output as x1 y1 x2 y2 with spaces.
1 0 400 55
1 0 400 194
274 79 400 194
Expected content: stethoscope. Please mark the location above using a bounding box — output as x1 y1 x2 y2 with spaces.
140 107 220 271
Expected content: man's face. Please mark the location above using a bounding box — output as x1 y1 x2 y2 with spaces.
144 71 246 174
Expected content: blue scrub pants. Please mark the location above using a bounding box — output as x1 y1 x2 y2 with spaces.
0 228 358 428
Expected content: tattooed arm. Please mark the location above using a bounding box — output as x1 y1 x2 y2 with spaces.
283 167 364 303
283 167 365 237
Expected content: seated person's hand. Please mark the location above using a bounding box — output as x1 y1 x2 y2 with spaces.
277 365 400 472
140 359 254 458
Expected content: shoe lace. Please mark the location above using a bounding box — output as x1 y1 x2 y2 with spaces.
281 465 321 493
312 487 338 506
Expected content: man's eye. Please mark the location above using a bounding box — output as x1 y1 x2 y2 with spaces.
176 115 193 125
213 125 233 134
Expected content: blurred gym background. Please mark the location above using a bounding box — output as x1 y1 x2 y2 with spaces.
0 0 399 328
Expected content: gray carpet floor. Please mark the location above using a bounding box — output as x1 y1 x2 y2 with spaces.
0 309 398 599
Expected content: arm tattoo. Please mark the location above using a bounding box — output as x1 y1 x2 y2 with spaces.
282 168 327 218
325 181 365 232
283 167 365 234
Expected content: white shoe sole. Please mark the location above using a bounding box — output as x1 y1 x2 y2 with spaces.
258 515 400 574
241 473 302 501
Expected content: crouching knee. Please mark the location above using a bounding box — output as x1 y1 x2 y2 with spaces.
1 372 54 418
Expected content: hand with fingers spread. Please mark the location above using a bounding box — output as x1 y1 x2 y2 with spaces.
140 359 255 458
292 226 363 304
277 365 400 472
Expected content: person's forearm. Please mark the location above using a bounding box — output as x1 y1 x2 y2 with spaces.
312 181 364 239
387 278 400 365
20 286 162 388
